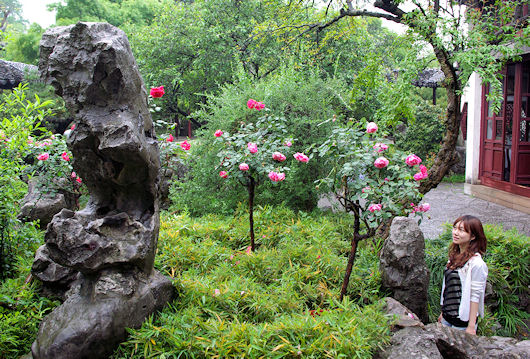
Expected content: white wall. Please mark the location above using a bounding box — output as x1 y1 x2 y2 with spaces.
461 72 482 185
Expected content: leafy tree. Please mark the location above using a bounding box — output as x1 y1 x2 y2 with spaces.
0 0 23 32
49 0 168 27
269 0 530 194
2 23 43 64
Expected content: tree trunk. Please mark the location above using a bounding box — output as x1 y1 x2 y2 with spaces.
248 176 256 251
419 47 461 194
340 236 360 301
340 206 361 300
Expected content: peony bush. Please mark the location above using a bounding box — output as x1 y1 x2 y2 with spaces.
317 119 429 298
215 102 309 251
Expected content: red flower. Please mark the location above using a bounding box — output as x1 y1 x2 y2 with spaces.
180 140 191 151
167 134 174 142
61 152 70 161
150 86 165 98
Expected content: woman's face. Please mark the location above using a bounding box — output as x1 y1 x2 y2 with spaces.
452 221 474 247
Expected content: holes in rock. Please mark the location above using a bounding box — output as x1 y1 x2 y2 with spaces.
435 339 467 359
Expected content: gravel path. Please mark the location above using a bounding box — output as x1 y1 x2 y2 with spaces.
318 183 530 239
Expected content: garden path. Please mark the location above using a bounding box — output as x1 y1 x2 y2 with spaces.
318 183 530 239
419 183 530 239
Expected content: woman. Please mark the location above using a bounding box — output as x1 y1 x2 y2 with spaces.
438 215 488 335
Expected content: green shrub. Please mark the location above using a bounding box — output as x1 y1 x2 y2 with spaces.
394 101 445 160
0 229 59 358
426 223 530 337
170 67 346 216
113 207 392 358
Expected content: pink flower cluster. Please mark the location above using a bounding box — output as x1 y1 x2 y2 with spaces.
272 151 286 162
71 171 82 183
368 203 382 212
37 152 50 161
268 171 285 182
373 143 388 152
413 165 428 181
247 99 265 111
374 157 389 169
247 142 258 154
293 152 309 162
410 202 430 213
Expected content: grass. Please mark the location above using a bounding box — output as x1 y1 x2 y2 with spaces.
112 205 392 358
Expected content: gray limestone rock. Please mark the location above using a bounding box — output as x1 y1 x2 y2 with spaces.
18 178 78 228
380 217 430 323
376 323 530 359
31 22 174 359
382 297 425 330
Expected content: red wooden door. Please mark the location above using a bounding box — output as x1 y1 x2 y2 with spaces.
514 61 530 185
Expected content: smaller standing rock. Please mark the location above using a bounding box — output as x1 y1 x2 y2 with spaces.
380 217 429 323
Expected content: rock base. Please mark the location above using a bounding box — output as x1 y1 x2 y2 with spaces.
32 269 173 359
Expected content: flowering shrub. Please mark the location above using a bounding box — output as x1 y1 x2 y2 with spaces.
215 107 308 250
26 133 84 206
317 119 428 298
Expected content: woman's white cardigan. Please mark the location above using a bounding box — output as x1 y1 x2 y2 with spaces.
440 253 488 321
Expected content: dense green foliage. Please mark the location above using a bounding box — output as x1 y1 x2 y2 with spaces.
0 84 53 279
112 207 391 358
394 101 446 160
0 229 59 358
171 69 343 216
426 224 530 337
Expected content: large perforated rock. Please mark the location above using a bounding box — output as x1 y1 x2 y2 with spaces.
380 217 430 323
31 22 174 359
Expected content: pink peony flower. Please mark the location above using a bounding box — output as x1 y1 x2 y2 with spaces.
374 157 389 169
268 171 285 182
219 171 228 178
413 173 424 181
239 163 249 171
166 134 174 142
214 289 221 297
76 177 82 183
71 172 77 178
150 86 165 98
366 122 378 133
61 152 70 161
418 203 431 212
368 203 383 212
247 98 257 109
293 152 309 163
373 143 388 152
405 154 422 166
384 177 389 181
254 102 265 111
37 153 49 161
247 142 258 153
284 141 292 147
420 164 428 176
214 129 223 137
272 151 286 162
180 140 191 151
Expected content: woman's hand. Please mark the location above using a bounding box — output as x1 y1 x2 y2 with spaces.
437 313 442 323
465 326 476 335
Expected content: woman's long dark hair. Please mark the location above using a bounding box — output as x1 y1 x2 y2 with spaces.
448 215 487 269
